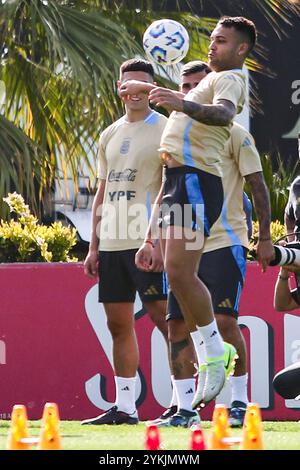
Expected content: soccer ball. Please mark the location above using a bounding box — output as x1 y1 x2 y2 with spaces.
143 19 189 66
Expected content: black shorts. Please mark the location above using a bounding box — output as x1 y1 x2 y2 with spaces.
98 249 168 303
159 166 223 235
167 245 247 320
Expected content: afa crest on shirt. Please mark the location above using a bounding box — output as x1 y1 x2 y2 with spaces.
120 138 131 155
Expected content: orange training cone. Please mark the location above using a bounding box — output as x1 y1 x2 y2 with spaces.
240 403 264 450
209 404 231 450
38 402 62 450
145 424 161 450
189 425 206 450
7 404 31 450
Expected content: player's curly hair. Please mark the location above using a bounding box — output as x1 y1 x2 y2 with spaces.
218 16 257 53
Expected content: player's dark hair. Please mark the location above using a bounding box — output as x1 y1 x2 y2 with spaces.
120 58 154 78
218 16 257 53
181 61 211 76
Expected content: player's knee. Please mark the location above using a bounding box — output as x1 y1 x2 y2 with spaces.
106 317 132 338
167 266 192 294
165 264 181 290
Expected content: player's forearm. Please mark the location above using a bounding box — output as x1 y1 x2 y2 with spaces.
274 269 296 311
246 172 271 240
182 101 235 126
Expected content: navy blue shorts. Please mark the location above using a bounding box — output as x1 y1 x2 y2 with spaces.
159 166 223 235
98 249 168 303
167 245 247 320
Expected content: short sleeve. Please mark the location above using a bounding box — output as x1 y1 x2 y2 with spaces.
213 73 245 113
231 127 262 177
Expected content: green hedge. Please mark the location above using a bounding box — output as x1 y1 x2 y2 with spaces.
0 193 77 262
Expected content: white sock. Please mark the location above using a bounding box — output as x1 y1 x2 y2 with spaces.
169 375 178 408
230 374 249 405
190 330 206 365
197 320 224 358
174 378 196 412
114 376 137 415
190 321 224 364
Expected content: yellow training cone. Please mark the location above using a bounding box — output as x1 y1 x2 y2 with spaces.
240 403 264 450
38 403 62 450
209 404 231 450
7 404 31 450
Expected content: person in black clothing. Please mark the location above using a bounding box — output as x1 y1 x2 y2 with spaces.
273 135 300 399
284 133 300 242
275 133 300 310
273 262 300 399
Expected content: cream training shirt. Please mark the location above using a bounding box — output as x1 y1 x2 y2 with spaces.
159 70 246 176
97 110 167 251
204 122 262 252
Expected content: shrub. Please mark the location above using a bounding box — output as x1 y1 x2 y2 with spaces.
248 220 286 261
0 192 78 262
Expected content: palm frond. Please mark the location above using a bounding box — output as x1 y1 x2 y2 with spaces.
0 114 48 215
250 0 299 37
200 0 299 38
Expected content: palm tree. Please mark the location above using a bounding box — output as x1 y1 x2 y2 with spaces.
0 0 298 217
0 0 143 216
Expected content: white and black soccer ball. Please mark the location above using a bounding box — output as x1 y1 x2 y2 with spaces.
143 19 190 66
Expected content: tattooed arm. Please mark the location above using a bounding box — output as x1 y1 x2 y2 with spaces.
245 171 275 271
182 99 236 126
148 86 236 125
121 80 236 126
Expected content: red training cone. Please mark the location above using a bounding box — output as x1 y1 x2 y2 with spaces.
189 425 206 450
145 424 161 450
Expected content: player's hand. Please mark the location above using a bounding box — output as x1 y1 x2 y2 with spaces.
257 239 275 272
84 250 99 278
135 243 153 272
148 243 164 272
149 88 184 112
119 80 152 97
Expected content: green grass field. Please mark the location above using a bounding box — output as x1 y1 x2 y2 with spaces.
1 420 300 450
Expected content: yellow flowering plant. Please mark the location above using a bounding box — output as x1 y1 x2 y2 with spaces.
0 193 77 262
247 220 286 261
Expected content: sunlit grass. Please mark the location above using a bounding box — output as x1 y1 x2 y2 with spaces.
1 420 300 450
